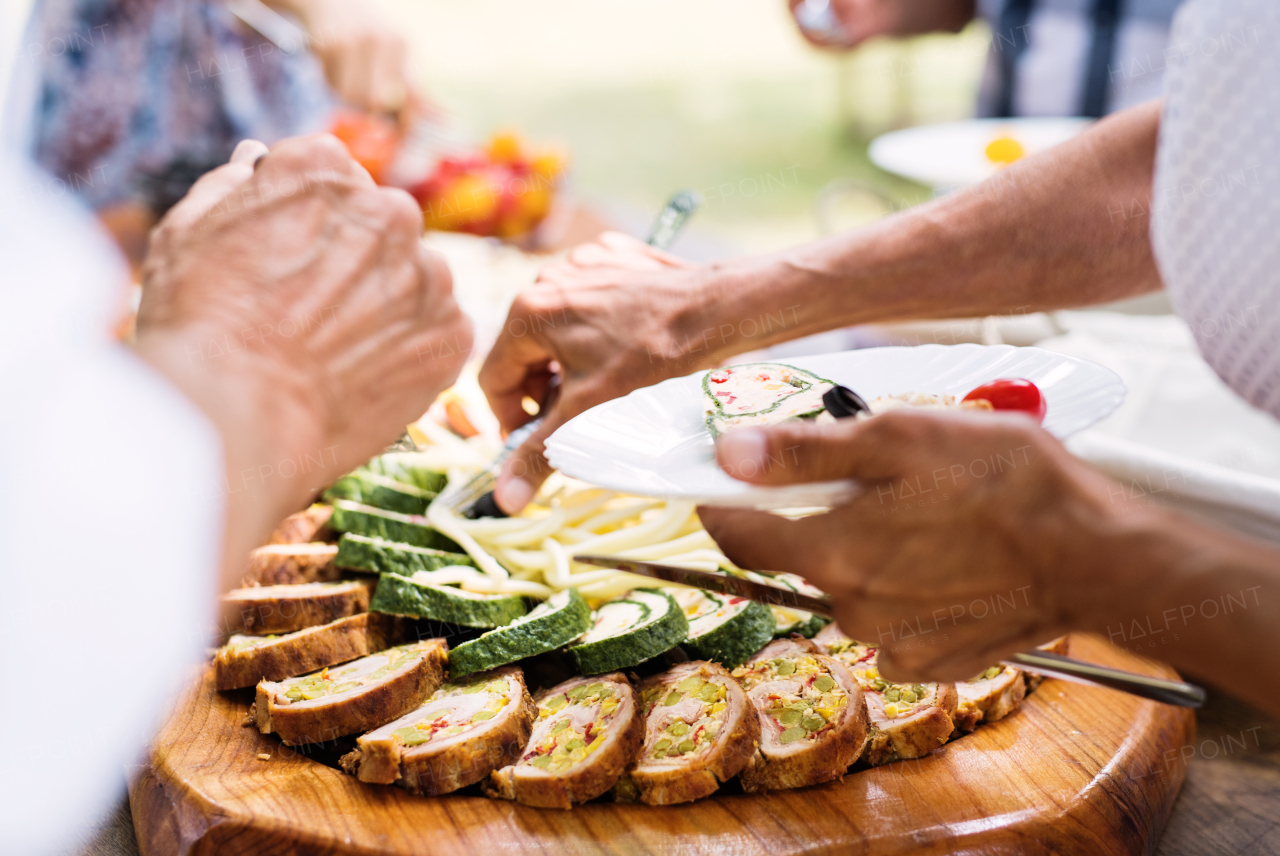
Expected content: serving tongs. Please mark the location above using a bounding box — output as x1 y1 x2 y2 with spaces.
440 190 704 518
574 555 1206 709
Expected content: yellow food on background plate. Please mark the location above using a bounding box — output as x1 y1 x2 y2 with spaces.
985 136 1025 166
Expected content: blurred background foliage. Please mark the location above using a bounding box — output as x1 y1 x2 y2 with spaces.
378 0 990 253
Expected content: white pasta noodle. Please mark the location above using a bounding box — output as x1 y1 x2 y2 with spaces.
548 527 594 544
494 546 551 571
416 447 737 605
462 577 554 597
569 501 696 557
411 565 553 598
642 550 731 572
543 537 571 589
488 506 569 547
451 516 537 538
426 501 511 580
614 530 718 561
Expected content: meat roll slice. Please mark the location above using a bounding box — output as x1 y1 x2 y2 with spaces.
814 624 957 766
215 612 395 690
754 636 822 658
1024 635 1069 693
485 673 642 809
219 581 368 636
254 639 447 746
731 647 868 791
952 664 1026 733
340 665 535 795
243 543 340 587
266 504 335 545
616 661 760 805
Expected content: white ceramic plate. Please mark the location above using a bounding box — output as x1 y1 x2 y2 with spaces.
869 118 1092 188
544 344 1126 507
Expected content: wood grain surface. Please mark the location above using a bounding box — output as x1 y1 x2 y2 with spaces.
129 634 1196 856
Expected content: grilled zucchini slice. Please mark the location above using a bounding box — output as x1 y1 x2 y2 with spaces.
372 573 526 629
328 500 460 553
335 533 473 576
450 588 593 677
324 471 435 516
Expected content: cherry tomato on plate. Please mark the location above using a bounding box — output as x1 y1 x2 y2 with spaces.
962 378 1046 423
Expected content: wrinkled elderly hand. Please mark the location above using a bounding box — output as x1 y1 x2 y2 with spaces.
787 0 974 49
135 135 471 565
697 410 1159 683
479 231 715 513
291 0 415 113
788 0 899 48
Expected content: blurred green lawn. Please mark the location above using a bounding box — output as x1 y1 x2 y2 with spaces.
378 0 989 253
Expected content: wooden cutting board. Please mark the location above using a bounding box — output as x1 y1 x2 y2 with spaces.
130 633 1195 856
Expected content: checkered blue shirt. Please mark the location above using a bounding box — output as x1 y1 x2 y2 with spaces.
976 0 1185 117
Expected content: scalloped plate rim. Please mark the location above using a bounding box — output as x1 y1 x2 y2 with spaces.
545 344 1126 501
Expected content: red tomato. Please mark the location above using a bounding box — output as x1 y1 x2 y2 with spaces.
962 378 1046 422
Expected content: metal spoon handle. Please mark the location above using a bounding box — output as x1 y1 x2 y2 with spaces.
1005 651 1205 708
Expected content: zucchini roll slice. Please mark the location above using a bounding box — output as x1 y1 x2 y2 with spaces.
702 362 835 437
568 589 688 675
668 588 775 668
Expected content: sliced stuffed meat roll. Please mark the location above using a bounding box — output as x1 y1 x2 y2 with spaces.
615 661 760 805
952 664 1026 733
754 636 822 658
1024 635 1069 693
244 543 341 587
254 639 447 746
814 624 957 766
219 581 369 637
266 504 335 545
214 612 397 690
485 673 642 809
340 665 535 795
731 644 868 791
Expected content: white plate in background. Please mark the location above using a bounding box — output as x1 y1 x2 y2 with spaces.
869 118 1092 189
544 344 1126 507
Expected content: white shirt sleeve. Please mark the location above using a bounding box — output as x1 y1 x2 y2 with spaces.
1151 0 1280 421
0 154 224 853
